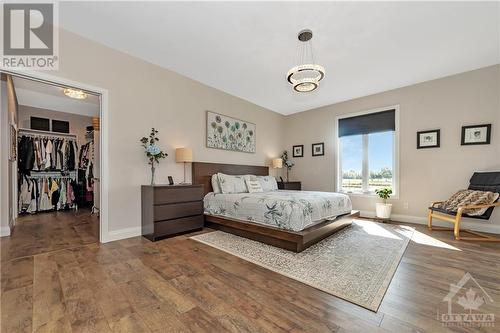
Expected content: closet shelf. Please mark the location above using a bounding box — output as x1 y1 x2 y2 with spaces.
18 128 77 139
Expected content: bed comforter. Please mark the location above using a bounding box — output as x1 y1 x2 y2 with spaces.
204 190 352 231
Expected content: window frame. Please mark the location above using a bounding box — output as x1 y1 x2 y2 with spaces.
335 105 400 198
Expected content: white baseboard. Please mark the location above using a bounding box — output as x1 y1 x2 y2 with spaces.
0 226 11 237
103 226 141 243
359 210 500 235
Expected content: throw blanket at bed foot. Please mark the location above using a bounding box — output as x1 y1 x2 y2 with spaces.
191 220 414 312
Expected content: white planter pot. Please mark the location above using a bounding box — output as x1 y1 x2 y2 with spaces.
375 203 392 219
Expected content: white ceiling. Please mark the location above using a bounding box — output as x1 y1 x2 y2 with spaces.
59 1 499 115
13 76 100 117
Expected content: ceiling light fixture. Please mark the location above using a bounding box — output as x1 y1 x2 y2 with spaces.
287 29 325 93
63 88 87 100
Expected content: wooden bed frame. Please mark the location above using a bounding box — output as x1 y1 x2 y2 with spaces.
192 162 359 252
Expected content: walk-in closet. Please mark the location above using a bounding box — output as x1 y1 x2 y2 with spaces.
1 73 101 261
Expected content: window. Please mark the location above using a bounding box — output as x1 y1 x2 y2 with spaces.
337 107 398 196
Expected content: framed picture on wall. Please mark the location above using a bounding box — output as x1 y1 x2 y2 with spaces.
206 111 256 153
292 145 304 157
461 124 491 145
312 142 324 156
417 129 440 149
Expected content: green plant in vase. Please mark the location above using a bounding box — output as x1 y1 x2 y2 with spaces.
280 150 295 182
375 187 393 219
140 128 167 185
375 188 392 204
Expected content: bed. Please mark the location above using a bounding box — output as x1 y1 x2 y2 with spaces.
192 162 360 252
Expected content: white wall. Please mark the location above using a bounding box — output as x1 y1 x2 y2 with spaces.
6 28 497 240
284 65 500 233
17 105 94 148
28 28 285 239
0 81 10 236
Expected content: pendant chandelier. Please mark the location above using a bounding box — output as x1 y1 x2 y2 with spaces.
287 29 325 93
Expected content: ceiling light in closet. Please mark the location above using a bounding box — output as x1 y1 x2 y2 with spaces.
63 88 87 100
287 29 325 93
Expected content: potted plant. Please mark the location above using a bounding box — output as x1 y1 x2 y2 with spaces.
375 188 393 219
280 150 295 182
140 128 167 185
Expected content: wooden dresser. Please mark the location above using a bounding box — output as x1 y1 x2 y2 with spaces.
277 181 302 190
141 184 204 241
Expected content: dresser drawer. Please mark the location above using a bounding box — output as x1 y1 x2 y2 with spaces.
154 186 204 205
154 215 204 237
154 201 203 222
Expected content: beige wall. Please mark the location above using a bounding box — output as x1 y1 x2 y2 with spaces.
17 105 94 147
0 81 10 236
284 65 500 231
6 28 497 238
46 29 284 236
0 75 20 236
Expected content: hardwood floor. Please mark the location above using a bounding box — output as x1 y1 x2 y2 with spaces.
1 209 98 263
1 218 499 332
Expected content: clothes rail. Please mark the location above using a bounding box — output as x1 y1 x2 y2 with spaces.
27 170 77 178
26 175 75 179
18 128 77 139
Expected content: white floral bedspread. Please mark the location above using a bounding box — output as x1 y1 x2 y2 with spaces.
204 190 352 231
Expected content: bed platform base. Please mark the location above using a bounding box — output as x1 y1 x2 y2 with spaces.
204 210 360 252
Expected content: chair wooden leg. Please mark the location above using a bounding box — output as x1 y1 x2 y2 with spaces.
454 210 463 240
454 220 460 240
427 210 433 230
427 208 500 242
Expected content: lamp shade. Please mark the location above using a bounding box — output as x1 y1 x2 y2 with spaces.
175 148 193 163
272 158 283 168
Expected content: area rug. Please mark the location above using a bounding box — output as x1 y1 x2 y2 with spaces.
190 220 414 311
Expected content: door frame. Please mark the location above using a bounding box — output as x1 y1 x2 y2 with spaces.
0 69 110 243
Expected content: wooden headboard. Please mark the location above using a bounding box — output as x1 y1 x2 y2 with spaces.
192 162 269 195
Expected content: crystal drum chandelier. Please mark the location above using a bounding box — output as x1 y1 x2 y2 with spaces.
287 29 325 93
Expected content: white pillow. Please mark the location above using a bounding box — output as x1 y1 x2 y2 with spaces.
245 179 263 193
217 173 249 194
256 176 278 192
211 174 222 194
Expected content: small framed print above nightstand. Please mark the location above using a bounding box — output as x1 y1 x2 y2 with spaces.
277 181 302 191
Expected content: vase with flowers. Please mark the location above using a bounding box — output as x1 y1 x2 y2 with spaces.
280 150 295 182
140 128 167 185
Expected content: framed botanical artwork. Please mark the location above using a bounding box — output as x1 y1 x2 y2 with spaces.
206 111 256 153
292 145 304 157
9 125 16 161
312 142 324 156
461 124 491 145
417 129 440 149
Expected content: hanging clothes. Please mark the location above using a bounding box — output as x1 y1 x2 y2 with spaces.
77 134 94 206
18 175 77 214
17 134 78 174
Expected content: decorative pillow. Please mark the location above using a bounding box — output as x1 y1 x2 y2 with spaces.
438 189 499 216
217 173 249 194
245 179 263 193
256 175 278 192
211 174 222 194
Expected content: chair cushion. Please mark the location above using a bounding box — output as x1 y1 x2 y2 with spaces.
464 171 500 219
429 206 492 220
468 172 500 193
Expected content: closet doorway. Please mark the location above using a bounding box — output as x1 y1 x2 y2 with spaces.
1 72 105 261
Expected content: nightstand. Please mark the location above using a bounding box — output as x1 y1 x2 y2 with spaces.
141 184 204 241
277 181 302 190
